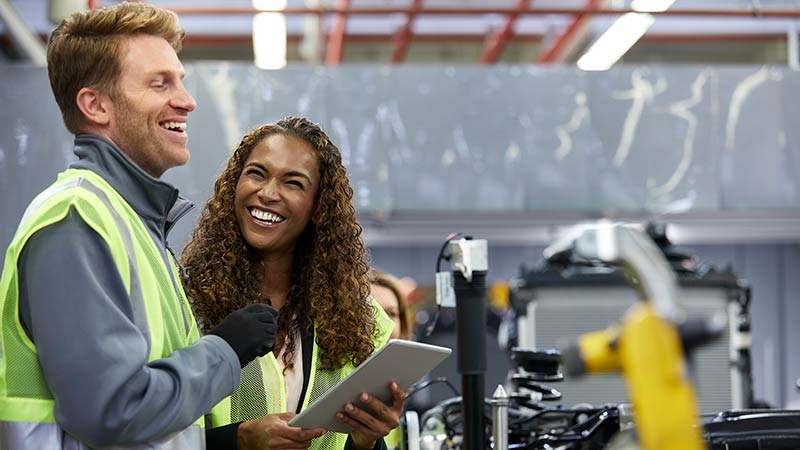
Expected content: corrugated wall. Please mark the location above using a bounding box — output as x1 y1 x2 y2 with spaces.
2 63 800 408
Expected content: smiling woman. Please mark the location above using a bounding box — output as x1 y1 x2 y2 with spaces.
234 133 319 264
182 116 405 450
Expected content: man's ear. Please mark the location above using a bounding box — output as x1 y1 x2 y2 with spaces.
76 87 111 126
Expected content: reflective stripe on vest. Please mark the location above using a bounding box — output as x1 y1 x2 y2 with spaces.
0 170 202 449
0 421 204 450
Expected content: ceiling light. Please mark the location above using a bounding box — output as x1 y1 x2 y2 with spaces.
577 0 675 71
252 0 287 69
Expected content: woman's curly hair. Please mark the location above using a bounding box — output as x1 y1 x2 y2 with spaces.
181 116 376 370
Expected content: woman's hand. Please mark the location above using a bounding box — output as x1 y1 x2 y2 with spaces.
237 412 326 450
337 382 406 450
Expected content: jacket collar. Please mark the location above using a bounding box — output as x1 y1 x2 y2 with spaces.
69 134 193 233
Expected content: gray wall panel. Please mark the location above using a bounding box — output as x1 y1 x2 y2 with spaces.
3 63 800 409
782 244 800 408
738 244 783 407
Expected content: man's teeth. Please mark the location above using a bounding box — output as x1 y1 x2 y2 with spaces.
161 121 186 131
251 209 285 223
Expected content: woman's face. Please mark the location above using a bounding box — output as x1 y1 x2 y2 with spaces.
371 283 402 340
234 134 320 257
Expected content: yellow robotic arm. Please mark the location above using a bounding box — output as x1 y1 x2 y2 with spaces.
550 222 707 450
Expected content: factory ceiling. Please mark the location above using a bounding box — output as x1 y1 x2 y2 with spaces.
1 1 798 66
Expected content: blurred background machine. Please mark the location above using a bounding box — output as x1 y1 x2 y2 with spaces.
404 222 800 450
506 222 754 415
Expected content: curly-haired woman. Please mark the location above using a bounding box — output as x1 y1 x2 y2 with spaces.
182 117 403 450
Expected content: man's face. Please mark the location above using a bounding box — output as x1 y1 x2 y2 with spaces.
106 34 196 178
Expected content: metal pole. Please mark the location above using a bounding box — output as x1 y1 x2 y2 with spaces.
161 6 800 18
450 238 489 450
491 384 509 450
454 270 487 450
160 3 800 56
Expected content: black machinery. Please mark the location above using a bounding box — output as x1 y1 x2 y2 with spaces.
401 222 799 450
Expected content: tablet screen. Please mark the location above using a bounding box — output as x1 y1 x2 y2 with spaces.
288 339 452 433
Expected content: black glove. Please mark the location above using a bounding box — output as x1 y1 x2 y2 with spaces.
209 304 278 368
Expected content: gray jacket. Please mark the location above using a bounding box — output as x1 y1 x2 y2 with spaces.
11 135 240 449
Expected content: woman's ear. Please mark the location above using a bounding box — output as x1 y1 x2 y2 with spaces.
311 205 320 225
76 87 111 126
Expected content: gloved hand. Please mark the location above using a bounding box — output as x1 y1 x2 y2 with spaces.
209 304 278 368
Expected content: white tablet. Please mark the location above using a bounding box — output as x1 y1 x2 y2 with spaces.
288 339 452 433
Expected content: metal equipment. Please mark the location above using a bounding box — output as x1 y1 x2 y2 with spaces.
447 237 489 450
508 222 752 414
548 221 709 450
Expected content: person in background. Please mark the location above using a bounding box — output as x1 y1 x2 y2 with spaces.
368 269 417 450
0 3 278 449
369 269 413 341
182 116 404 450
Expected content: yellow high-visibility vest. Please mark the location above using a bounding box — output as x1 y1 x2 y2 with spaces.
0 169 202 449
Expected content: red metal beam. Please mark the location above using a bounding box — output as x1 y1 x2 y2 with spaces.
1 32 782 53
478 0 528 64
644 33 785 43
158 6 800 19
176 32 783 49
325 0 349 65
536 0 606 64
389 0 422 63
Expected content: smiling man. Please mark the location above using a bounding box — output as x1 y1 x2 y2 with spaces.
0 3 279 450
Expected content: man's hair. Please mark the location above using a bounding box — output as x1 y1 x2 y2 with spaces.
46 2 185 135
